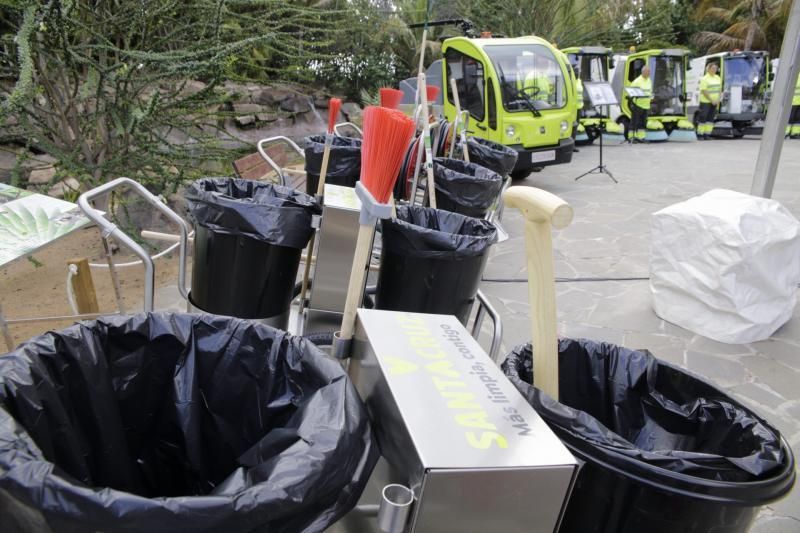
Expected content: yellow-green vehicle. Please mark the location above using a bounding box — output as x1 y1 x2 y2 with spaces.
610 49 697 142
441 36 577 178
562 46 625 144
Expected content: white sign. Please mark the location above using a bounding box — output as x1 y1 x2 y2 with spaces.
531 150 556 163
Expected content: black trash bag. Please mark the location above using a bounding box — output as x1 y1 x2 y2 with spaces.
0 313 378 533
304 135 362 194
432 158 504 218
456 137 519 177
185 177 321 249
376 206 498 324
503 339 786 480
502 339 795 533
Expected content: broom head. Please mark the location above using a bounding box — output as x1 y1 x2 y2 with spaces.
360 106 416 204
327 98 342 134
379 88 404 110
425 84 440 103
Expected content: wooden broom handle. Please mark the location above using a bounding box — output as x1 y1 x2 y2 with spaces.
503 187 573 400
449 78 470 162
338 223 375 342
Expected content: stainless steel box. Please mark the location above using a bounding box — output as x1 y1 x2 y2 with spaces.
346 309 577 533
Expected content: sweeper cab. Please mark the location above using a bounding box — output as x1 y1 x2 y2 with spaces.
609 49 697 142
687 50 771 137
562 46 625 144
400 21 578 179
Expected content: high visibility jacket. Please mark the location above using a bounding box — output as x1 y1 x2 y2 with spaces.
519 71 552 101
699 73 722 105
630 75 652 110
794 74 800 106
576 78 584 109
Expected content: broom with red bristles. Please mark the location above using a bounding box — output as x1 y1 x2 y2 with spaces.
334 106 416 358
299 98 342 314
380 88 404 110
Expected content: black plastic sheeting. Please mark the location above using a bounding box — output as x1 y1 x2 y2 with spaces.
456 137 518 177
379 205 498 260
304 135 362 193
0 313 378 533
503 339 790 483
185 177 321 249
432 158 503 218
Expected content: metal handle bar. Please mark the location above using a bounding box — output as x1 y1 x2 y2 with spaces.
334 122 363 137
257 136 305 186
78 177 190 312
473 290 503 364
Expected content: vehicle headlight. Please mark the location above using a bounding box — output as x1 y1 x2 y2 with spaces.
505 125 516 137
560 121 569 133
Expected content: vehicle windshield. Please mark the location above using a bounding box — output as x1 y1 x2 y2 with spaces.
723 56 767 111
486 44 567 113
569 54 609 111
649 55 685 116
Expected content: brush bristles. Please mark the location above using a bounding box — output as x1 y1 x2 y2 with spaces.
379 88 404 110
360 106 416 204
327 98 342 134
425 85 440 103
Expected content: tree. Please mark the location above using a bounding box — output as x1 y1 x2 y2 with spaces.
0 1 332 192
693 0 789 54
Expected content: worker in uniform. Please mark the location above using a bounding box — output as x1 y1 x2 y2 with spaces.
789 72 800 139
629 65 652 143
697 63 721 140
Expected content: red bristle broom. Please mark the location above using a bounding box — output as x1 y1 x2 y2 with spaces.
379 88 404 110
334 106 416 359
299 97 342 314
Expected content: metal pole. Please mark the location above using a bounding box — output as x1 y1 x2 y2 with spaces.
0 303 14 351
751 0 800 198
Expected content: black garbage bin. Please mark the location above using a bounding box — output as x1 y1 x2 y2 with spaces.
304 135 361 194
502 339 796 533
456 137 518 177
375 205 498 324
0 313 378 533
432 158 504 218
185 178 321 328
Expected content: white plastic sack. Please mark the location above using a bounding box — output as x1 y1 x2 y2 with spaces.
650 189 800 344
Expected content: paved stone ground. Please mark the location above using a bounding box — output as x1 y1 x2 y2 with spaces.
482 136 800 532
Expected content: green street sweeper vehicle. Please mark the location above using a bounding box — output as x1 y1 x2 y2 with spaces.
609 48 697 142
440 35 578 178
562 46 625 144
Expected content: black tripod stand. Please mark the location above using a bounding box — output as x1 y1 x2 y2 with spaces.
575 105 617 183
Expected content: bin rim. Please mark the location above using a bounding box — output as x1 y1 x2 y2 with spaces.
505 346 797 507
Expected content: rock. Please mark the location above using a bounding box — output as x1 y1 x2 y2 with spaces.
280 94 313 114
181 80 207 96
340 102 362 121
254 84 298 106
28 165 56 185
47 177 81 199
313 94 331 109
235 114 257 128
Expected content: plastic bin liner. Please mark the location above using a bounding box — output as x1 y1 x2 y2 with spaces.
0 313 378 533
432 158 504 218
381 205 498 259
456 137 518 177
304 135 362 193
185 177 321 249
502 339 787 481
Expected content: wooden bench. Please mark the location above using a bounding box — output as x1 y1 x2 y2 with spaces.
232 144 308 192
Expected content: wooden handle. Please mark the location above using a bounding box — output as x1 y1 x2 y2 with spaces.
419 73 437 209
67 258 99 314
316 140 332 196
338 223 375 342
503 186 573 400
449 78 470 163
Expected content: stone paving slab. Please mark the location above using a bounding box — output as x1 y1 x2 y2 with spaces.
480 137 800 529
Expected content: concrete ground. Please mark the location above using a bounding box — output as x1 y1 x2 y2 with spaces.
482 136 800 532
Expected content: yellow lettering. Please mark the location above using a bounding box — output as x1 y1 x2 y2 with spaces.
441 391 481 410
432 376 466 391
425 360 460 378
466 431 509 449
410 336 437 348
455 411 496 430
